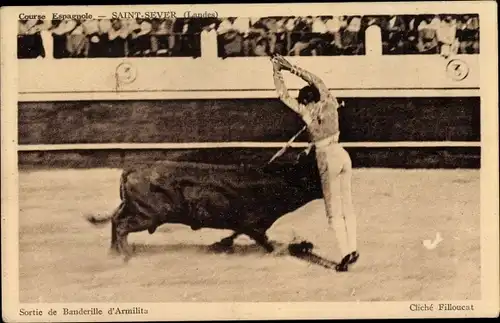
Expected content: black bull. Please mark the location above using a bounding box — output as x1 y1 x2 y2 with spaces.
86 149 324 261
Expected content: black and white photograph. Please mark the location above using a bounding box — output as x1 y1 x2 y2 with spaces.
1 2 499 321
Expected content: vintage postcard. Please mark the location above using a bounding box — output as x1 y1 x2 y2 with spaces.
1 1 499 321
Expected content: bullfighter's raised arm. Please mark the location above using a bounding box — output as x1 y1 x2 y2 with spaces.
272 61 304 115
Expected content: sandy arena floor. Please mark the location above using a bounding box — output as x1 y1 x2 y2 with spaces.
18 168 480 303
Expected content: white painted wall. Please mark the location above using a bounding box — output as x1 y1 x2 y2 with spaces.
18 54 478 100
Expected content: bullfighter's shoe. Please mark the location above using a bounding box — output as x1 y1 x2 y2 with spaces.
335 253 352 272
288 241 314 255
348 251 360 264
335 251 360 272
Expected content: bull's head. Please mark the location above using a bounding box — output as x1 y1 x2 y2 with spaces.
261 147 323 200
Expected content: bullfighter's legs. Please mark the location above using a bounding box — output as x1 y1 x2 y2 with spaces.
317 145 357 272
339 154 359 265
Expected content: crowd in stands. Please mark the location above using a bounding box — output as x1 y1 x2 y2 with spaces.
18 18 211 58
18 14 479 59
380 14 480 55
217 16 365 57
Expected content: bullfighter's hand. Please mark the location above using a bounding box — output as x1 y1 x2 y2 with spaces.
273 54 293 71
270 57 281 71
295 144 313 163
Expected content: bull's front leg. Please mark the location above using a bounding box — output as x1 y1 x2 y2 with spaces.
208 232 240 253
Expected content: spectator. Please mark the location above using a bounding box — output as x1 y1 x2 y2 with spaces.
416 15 439 54
126 18 141 56
253 35 269 56
233 17 250 34
199 18 219 34
273 17 288 55
124 19 137 56
312 16 328 34
106 19 128 57
260 17 277 55
154 18 175 56
326 16 344 54
308 16 329 55
18 19 48 59
303 16 315 31
457 14 479 54
177 18 202 57
244 18 265 56
290 17 311 52
52 19 78 58
98 19 112 49
232 17 251 56
405 16 419 53
217 17 234 34
284 17 297 53
99 19 111 34
342 16 362 55
129 18 152 56
288 32 310 56
67 20 88 57
437 15 458 57
217 17 243 57
294 17 305 32
384 15 406 54
82 19 102 57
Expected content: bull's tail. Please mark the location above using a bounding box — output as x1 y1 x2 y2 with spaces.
85 169 134 227
85 211 114 226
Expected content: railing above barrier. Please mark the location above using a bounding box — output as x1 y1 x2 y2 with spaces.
17 141 481 152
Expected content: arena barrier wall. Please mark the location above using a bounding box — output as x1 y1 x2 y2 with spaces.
18 96 480 169
17 50 480 169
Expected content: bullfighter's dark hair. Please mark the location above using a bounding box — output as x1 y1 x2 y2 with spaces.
298 85 321 105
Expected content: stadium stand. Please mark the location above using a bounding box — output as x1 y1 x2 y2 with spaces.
18 14 479 59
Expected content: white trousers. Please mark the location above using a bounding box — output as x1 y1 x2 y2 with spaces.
315 142 357 258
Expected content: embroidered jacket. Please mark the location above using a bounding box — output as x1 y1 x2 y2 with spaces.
273 64 340 143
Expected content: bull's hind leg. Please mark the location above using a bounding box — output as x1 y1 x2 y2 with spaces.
109 220 120 256
114 222 133 262
109 202 126 256
114 208 155 262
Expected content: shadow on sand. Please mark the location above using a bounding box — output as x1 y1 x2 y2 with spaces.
130 241 339 270
130 241 286 257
